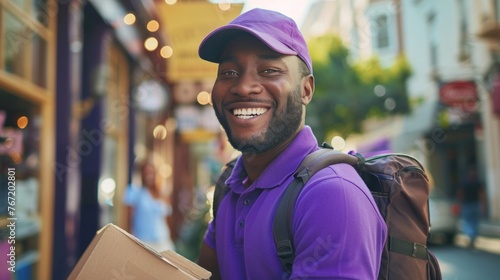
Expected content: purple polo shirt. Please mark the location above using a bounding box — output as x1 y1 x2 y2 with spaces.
204 126 387 279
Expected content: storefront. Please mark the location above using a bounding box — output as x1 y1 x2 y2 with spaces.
0 0 57 279
1 0 171 279
424 80 483 197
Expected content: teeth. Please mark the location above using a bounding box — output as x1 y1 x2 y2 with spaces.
233 108 268 119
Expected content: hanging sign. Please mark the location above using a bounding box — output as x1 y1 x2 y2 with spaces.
157 2 243 82
439 81 478 112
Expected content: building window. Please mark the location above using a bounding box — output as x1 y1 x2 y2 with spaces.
458 0 470 62
495 0 500 22
375 14 389 49
427 12 438 72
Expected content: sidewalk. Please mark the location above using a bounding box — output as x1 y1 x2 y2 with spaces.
479 221 500 238
455 221 500 254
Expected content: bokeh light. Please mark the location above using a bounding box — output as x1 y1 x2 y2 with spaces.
219 2 231 11
147 20 160 32
100 178 116 194
197 91 211 105
123 13 136 25
159 163 173 179
374 84 386 97
160 46 173 58
17 116 28 129
153 125 167 140
384 98 396 111
144 37 159 51
331 136 346 150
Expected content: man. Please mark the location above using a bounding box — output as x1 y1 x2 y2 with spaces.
197 8 386 279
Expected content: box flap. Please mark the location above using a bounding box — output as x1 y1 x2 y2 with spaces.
160 250 212 280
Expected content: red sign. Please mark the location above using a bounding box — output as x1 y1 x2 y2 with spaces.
439 81 478 112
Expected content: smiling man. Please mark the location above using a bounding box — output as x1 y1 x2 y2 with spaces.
197 8 386 280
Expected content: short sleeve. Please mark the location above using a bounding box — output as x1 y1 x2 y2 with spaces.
203 220 216 250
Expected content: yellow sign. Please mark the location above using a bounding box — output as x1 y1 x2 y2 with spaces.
157 2 243 82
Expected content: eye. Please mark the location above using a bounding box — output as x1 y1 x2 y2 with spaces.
261 68 282 75
263 69 277 73
219 69 239 77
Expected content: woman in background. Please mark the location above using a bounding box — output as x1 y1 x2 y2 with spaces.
124 161 175 252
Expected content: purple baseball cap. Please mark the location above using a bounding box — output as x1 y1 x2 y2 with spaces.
198 8 313 74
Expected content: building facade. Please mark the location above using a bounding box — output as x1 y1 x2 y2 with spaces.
0 0 172 279
302 0 500 223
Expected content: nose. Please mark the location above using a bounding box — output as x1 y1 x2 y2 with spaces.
231 71 263 96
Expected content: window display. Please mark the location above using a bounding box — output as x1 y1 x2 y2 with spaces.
0 1 56 279
0 90 41 279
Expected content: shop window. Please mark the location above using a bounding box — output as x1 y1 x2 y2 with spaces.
0 90 41 280
1 0 51 89
0 1 56 278
4 11 28 79
31 34 47 87
32 0 50 27
98 44 130 228
9 0 26 10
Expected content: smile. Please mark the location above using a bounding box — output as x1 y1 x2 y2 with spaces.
233 108 269 119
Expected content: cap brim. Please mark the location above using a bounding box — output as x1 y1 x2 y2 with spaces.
199 24 297 63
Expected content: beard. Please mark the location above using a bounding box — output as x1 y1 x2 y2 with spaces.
213 85 303 154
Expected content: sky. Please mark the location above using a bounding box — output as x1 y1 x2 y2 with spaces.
241 0 315 27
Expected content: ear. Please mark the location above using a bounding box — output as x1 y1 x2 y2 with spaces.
301 75 314 105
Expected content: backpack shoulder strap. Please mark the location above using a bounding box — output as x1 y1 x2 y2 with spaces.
212 158 237 226
273 149 360 273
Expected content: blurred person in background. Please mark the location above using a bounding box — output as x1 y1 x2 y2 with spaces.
123 160 175 252
456 164 486 249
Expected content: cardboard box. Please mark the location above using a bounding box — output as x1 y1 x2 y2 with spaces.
68 223 211 280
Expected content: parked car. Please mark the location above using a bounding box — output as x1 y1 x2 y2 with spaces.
428 189 460 244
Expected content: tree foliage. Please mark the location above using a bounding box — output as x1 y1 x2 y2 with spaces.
305 34 412 143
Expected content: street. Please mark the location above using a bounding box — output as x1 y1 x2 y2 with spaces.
431 236 500 280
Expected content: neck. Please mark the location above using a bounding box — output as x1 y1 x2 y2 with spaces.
147 184 160 198
241 127 302 187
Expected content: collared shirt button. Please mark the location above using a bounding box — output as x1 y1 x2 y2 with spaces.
239 220 245 228
244 199 250 205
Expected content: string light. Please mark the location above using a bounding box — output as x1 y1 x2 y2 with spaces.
147 20 160 32
144 37 159 51
153 125 167 140
17 116 28 129
123 13 136 25
160 46 173 58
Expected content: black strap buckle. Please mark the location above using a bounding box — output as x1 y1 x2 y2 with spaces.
389 237 428 260
276 240 294 273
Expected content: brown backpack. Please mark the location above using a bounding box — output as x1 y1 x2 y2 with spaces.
213 145 442 279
